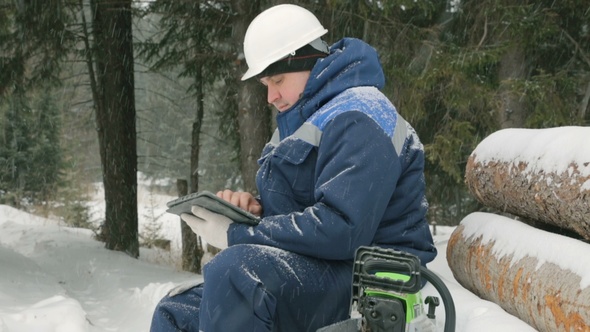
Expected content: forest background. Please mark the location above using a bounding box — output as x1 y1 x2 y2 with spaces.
1 0 589 272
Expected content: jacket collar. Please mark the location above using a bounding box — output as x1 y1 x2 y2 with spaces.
275 38 385 140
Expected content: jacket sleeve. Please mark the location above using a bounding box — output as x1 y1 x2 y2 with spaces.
228 111 402 260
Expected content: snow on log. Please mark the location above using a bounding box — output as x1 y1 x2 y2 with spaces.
465 126 590 240
447 212 590 332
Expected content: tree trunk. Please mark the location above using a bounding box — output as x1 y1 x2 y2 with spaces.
407 7 454 76
231 0 270 195
177 179 203 273
91 0 139 257
4 2 27 207
580 75 590 123
447 213 590 332
183 60 204 273
465 127 590 240
497 45 527 128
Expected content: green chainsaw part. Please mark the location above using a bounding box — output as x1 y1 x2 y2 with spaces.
364 272 424 323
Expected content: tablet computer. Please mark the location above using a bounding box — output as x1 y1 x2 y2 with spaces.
166 191 260 226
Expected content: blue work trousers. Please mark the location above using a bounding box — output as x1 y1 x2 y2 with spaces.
150 244 352 332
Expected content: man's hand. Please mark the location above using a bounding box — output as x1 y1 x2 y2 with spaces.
216 190 263 217
181 206 233 249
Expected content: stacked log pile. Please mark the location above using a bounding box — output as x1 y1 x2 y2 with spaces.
447 127 590 332
464 127 590 239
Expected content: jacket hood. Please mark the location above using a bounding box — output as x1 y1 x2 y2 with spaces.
276 38 386 139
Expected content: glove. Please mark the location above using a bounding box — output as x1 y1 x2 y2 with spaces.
181 206 232 249
167 279 202 297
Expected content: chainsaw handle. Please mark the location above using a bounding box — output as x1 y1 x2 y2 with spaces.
361 259 422 293
421 266 456 332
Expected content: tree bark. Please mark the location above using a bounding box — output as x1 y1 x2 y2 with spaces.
91 0 139 257
231 0 270 195
183 32 205 271
177 179 203 273
580 75 590 123
407 7 454 76
497 45 527 128
447 214 590 332
465 128 590 240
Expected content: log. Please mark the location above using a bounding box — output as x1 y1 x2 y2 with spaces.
447 212 590 332
465 127 590 240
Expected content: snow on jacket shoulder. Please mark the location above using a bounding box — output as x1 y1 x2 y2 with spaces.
228 38 436 264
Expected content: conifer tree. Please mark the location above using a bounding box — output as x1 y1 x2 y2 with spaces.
29 89 64 202
0 1 72 206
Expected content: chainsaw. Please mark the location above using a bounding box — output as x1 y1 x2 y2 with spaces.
318 246 456 332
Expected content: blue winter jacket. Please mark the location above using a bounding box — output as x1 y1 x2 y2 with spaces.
228 38 437 265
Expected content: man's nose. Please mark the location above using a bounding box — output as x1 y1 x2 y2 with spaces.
267 85 279 104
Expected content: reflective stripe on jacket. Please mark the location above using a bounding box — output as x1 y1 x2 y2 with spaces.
228 38 436 264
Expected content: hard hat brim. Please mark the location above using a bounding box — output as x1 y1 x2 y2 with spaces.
241 28 327 81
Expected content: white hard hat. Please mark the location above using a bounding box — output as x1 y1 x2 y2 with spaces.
241 4 328 81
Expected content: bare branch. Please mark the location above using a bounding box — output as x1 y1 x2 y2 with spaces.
562 29 590 69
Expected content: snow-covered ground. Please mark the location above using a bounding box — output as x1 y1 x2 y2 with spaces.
0 182 538 332
5 122 590 332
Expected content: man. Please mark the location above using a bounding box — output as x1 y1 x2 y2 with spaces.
151 4 436 331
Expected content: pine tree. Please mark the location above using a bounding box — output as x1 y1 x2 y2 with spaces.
0 94 33 206
29 89 64 202
308 0 589 224
0 0 74 206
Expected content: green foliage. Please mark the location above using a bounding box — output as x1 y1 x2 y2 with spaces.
2 0 588 228
136 0 233 86
324 0 589 224
138 190 166 249
50 160 93 227
425 121 476 183
139 218 167 249
0 1 75 91
0 88 65 206
521 72 585 128
28 90 65 200
379 0 447 26
56 200 93 229
0 95 34 204
134 0 242 190
0 1 75 206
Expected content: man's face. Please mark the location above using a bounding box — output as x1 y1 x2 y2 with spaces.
259 71 311 112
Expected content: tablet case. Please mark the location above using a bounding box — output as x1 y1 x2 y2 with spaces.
166 191 260 226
